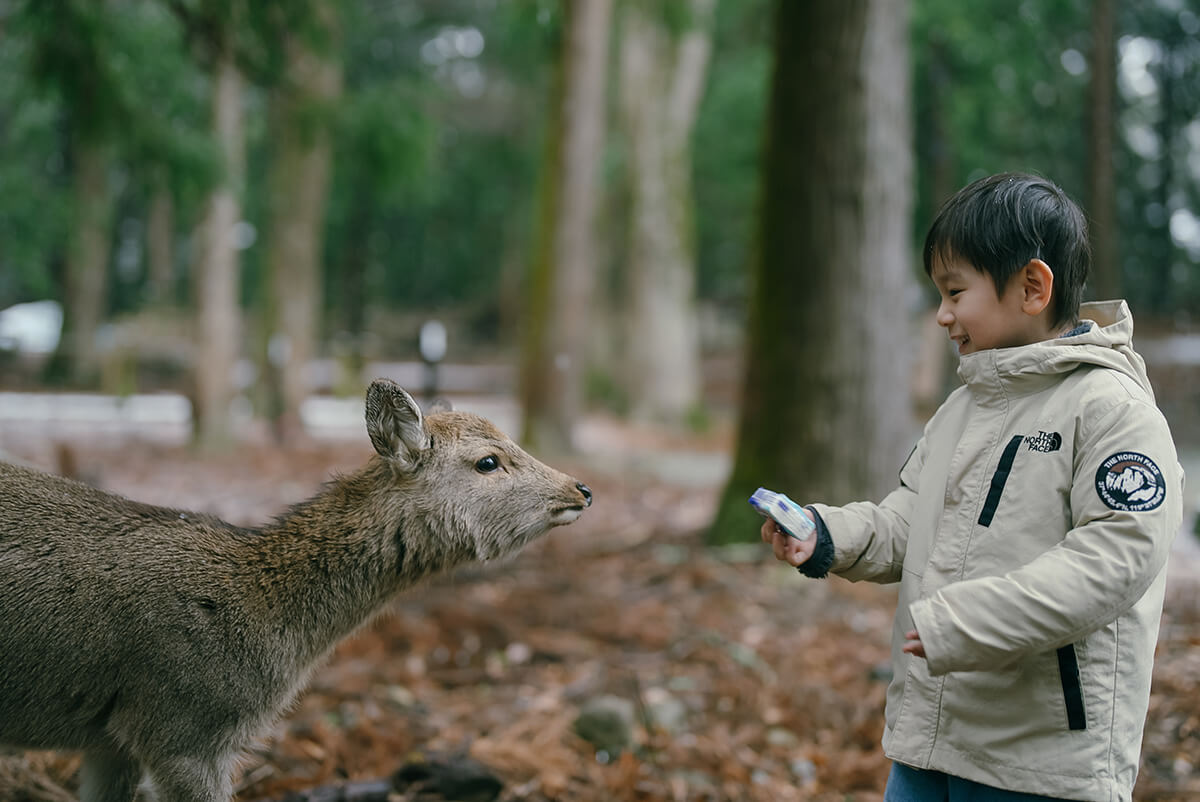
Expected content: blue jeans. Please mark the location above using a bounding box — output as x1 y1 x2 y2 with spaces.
884 763 1068 801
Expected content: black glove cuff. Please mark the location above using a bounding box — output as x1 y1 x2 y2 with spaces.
796 506 834 579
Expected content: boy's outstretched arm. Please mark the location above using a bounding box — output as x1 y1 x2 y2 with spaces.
759 414 937 584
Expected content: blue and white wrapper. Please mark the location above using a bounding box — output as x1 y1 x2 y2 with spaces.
749 487 815 542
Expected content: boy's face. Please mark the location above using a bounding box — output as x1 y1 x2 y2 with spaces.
930 256 1046 355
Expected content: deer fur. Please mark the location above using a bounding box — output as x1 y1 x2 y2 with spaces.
0 379 592 802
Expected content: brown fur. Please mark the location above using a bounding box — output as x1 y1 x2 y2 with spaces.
0 380 591 802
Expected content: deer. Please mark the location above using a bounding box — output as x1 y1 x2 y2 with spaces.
0 379 592 802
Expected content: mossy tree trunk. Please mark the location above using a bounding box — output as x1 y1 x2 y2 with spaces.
708 0 914 544
519 0 614 455
617 0 715 427
263 2 344 442
54 136 114 387
191 45 245 450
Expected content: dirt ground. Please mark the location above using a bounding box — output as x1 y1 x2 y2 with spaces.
2 427 1199 801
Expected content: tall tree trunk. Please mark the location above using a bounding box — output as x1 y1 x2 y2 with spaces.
53 136 114 386
709 0 914 544
1087 0 1118 302
192 48 245 449
145 175 175 305
617 0 714 426
519 0 613 454
1148 32 1178 318
263 4 344 441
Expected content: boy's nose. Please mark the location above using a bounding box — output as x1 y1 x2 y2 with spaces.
935 302 953 328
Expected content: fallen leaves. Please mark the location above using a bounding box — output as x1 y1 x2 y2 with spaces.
3 438 1197 801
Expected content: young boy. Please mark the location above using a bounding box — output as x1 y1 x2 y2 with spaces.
762 173 1184 801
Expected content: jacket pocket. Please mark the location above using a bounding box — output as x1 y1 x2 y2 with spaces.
1056 644 1087 730
977 435 1024 527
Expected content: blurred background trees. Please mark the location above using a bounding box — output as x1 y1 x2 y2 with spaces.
1 0 1198 533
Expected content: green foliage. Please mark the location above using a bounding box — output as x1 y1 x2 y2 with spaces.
692 0 771 306
1112 3 1200 318
4 0 1199 346
0 37 67 304
19 0 131 140
911 0 1091 227
321 0 545 317
0 0 215 310
911 0 1200 320
336 84 436 208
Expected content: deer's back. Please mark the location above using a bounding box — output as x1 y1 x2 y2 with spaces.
0 462 269 752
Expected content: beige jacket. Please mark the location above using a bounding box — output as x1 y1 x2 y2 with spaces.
812 301 1183 801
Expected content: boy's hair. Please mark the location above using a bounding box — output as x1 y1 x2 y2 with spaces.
922 172 1091 326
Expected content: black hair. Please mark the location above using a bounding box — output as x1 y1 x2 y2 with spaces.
922 172 1090 326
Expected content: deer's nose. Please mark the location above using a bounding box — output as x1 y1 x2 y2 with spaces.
577 482 593 507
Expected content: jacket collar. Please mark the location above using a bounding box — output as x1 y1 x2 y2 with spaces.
955 299 1150 400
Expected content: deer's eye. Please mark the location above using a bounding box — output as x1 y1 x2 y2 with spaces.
475 455 501 473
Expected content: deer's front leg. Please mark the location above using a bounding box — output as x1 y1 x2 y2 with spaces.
79 748 141 802
146 754 234 802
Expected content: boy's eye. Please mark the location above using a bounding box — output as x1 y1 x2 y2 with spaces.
947 289 963 298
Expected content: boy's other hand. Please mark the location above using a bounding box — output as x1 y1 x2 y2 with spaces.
761 516 816 567
902 629 926 659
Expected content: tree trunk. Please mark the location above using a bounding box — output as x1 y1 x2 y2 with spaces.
709 0 914 544
1087 0 1118 301
53 136 114 386
617 0 714 426
263 4 344 441
191 48 245 450
519 0 613 454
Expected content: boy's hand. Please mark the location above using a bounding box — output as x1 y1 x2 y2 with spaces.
902 630 926 658
761 515 816 567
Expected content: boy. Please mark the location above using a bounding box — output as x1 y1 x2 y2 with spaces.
763 173 1184 801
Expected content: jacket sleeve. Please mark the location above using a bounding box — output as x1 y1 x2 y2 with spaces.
910 398 1183 675
808 435 925 584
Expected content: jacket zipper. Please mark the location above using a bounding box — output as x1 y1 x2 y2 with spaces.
977 435 1024 527
1056 644 1088 730
975 432 1088 731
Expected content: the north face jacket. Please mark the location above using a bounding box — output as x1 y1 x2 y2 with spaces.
809 300 1184 801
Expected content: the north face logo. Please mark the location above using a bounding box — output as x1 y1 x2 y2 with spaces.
1095 451 1166 512
1025 431 1062 453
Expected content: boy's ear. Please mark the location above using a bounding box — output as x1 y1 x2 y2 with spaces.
1019 259 1054 316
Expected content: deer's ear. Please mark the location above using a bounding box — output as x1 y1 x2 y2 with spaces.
365 379 429 467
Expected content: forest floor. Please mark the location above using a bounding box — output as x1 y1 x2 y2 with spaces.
2 412 1199 801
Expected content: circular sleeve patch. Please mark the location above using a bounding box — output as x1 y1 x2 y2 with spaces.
1094 452 1166 512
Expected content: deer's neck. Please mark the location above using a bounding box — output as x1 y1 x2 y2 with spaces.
247 461 453 670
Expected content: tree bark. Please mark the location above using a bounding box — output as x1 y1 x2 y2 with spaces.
191 47 245 450
263 3 344 441
54 136 114 386
709 0 914 544
1087 0 1118 301
617 0 714 426
519 0 613 454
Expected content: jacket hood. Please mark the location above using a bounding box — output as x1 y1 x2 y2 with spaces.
957 299 1153 400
